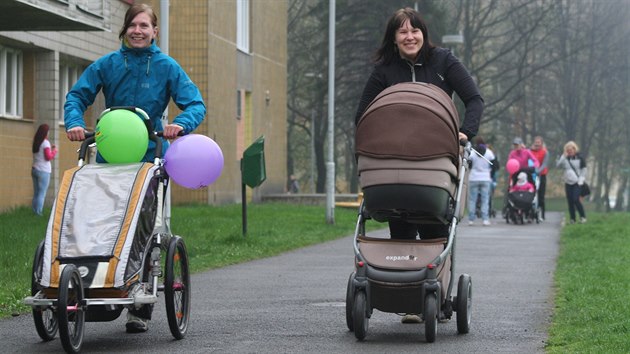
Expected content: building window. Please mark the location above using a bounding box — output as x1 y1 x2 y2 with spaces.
59 63 84 123
236 0 250 53
0 46 23 118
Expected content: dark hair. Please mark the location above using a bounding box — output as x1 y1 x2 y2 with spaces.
374 7 435 65
32 124 49 153
473 136 485 145
118 3 158 41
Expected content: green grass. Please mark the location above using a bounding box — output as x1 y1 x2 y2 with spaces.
546 212 630 353
0 203 374 318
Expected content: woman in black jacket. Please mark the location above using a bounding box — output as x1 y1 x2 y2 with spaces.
355 7 484 242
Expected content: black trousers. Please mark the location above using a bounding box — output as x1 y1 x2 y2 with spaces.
388 219 449 240
537 174 547 218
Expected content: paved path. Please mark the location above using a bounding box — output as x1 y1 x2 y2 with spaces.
0 212 561 353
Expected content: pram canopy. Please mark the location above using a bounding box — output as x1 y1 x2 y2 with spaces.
356 82 460 165
355 82 464 223
40 163 161 289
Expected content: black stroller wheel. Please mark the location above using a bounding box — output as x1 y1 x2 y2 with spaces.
165 236 191 340
456 274 472 334
345 273 355 331
31 240 58 341
352 291 368 340
424 293 438 343
58 265 85 354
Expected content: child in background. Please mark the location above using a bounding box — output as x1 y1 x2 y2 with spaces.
510 172 535 193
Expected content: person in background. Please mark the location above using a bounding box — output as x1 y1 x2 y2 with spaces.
556 141 587 224
507 137 539 172
529 136 549 220
468 136 495 226
63 3 205 333
287 174 299 194
32 124 58 216
353 6 483 324
509 172 535 193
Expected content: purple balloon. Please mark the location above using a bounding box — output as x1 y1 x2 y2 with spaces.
164 134 224 189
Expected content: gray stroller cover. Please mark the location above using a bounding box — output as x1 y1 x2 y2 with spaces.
40 163 160 289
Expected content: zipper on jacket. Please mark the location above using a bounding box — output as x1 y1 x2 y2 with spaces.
406 61 423 82
146 55 151 75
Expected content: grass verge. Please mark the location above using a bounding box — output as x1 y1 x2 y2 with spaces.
0 203 375 318
546 212 630 353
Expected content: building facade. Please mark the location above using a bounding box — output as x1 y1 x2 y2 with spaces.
0 0 287 212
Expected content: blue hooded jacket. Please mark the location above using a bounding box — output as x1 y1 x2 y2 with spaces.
64 41 206 161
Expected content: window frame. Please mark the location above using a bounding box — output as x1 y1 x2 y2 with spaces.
0 45 23 118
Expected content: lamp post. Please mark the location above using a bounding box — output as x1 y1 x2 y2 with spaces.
326 0 336 224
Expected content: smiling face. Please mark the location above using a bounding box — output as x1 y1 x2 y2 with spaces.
395 19 424 62
124 12 158 49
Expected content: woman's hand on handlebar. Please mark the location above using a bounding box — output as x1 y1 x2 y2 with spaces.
162 123 184 139
458 132 469 145
67 126 87 141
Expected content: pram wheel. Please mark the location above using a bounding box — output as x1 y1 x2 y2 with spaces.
352 291 368 340
345 273 355 331
58 264 85 354
165 236 190 340
456 274 472 334
31 240 58 341
424 293 438 343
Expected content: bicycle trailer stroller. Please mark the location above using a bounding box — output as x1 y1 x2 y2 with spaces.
24 108 191 353
346 82 473 342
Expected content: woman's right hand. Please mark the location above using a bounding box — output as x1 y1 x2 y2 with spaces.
66 126 86 141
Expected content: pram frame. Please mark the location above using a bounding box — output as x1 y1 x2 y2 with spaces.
24 107 191 353
347 142 473 342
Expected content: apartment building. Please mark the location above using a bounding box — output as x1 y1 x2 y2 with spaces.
0 0 288 212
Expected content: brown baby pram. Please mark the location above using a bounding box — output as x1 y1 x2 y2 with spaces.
346 82 473 342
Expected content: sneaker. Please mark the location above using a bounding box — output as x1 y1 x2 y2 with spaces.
482 220 491 226
468 221 474 226
580 217 587 224
126 313 149 333
569 219 576 224
401 314 423 324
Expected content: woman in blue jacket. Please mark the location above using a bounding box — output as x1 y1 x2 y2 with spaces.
64 3 206 162
63 3 205 333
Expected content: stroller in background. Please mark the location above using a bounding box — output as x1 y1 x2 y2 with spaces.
346 82 473 342
24 108 191 353
504 168 541 224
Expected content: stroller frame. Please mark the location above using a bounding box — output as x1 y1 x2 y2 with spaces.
23 107 191 353
345 142 473 342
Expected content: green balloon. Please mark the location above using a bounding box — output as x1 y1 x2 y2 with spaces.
96 110 149 163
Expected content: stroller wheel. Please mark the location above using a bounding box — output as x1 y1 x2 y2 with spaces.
345 273 355 331
424 293 438 343
352 291 369 340
456 274 472 334
58 264 85 354
31 240 58 341
165 236 191 340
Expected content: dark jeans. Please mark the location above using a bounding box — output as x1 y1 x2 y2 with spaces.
537 174 547 218
388 219 449 240
565 183 585 221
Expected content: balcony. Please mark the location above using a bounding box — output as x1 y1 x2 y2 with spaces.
0 0 111 31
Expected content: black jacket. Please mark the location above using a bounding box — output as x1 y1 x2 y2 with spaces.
354 47 483 139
